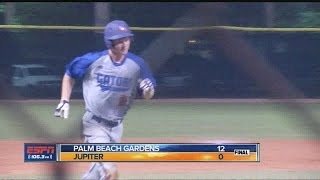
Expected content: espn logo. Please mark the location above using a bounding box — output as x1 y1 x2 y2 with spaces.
234 149 250 156
26 145 55 154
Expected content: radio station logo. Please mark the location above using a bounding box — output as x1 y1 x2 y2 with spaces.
24 144 56 162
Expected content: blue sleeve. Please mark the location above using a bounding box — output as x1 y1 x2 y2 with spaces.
65 50 107 79
127 53 157 87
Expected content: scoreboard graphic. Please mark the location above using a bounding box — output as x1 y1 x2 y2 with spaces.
24 143 260 162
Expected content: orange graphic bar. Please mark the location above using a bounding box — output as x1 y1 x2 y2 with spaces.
58 152 258 162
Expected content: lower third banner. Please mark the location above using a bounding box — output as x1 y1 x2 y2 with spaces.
56 143 260 162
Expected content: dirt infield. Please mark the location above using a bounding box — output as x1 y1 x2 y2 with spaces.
1 138 319 177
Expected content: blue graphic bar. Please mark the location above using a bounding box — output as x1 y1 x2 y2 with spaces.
59 143 259 153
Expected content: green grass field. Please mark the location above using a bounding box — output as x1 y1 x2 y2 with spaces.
1 100 319 140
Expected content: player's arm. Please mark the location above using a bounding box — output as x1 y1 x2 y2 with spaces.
54 74 74 119
60 73 75 102
54 56 85 119
54 50 107 119
138 59 157 100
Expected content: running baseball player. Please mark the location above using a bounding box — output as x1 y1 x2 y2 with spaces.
54 20 156 180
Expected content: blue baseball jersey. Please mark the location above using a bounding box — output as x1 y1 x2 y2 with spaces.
65 50 156 121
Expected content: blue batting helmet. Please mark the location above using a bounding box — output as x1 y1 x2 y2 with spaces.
104 20 134 48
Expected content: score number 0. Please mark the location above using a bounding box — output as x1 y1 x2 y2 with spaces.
217 145 225 160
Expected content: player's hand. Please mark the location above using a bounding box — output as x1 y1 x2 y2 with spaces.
54 100 70 119
139 78 155 99
139 78 154 91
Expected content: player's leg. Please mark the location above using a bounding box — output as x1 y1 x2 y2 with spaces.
81 135 119 180
81 113 123 180
100 163 119 180
82 162 118 180
99 124 123 180
81 162 101 180
81 111 110 180
101 124 123 180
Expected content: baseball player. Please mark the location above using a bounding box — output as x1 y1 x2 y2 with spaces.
54 20 156 180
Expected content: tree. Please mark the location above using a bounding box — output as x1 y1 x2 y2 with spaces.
110 2 194 27
0 3 4 23
10 3 96 64
297 10 320 27
227 3 265 27
4 3 21 25
15 2 93 25
264 2 274 27
273 2 320 27
0 3 4 13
